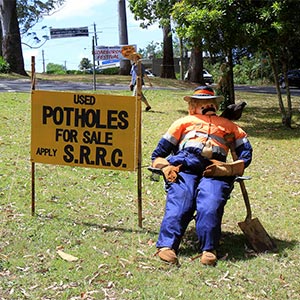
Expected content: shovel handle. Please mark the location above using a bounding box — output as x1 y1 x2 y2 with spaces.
238 180 252 221
147 166 164 175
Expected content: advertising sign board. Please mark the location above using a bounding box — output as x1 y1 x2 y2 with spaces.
31 90 139 171
94 45 136 62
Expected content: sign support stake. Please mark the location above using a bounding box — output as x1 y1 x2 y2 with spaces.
31 56 36 216
92 37 96 91
137 59 143 228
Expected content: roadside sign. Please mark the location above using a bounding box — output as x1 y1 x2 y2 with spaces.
101 59 120 65
99 59 120 69
30 58 144 227
121 45 136 59
31 90 139 171
50 27 89 39
94 45 136 62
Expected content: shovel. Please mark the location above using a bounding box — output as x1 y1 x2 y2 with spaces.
235 176 277 252
230 148 277 253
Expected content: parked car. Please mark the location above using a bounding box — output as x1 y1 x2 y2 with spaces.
86 66 103 74
203 69 214 84
279 69 300 88
184 69 214 84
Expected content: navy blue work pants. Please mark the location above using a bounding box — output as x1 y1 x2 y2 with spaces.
156 172 234 252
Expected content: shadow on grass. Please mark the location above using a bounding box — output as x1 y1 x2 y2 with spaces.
179 228 298 262
144 109 167 114
76 220 159 236
35 213 159 236
237 106 300 138
36 214 297 262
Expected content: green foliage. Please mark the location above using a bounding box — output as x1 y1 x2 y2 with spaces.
172 0 235 50
128 0 178 28
78 58 92 71
0 56 10 73
101 67 120 75
138 41 163 59
233 54 273 85
1 85 300 299
202 55 273 86
17 0 66 34
66 69 83 75
46 62 66 74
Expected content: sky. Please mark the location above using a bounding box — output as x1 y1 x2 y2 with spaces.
21 0 162 73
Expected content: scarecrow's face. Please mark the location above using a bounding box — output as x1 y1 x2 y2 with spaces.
194 99 218 115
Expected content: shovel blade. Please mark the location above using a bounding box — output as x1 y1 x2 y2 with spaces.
238 217 277 253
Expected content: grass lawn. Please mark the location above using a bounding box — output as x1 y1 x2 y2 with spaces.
1 82 300 299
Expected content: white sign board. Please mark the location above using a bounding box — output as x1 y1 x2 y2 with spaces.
95 45 136 62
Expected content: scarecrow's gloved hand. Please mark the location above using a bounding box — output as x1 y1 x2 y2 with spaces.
203 159 244 177
161 165 181 183
152 157 169 169
152 157 181 183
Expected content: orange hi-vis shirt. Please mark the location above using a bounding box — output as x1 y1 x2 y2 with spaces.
163 114 248 158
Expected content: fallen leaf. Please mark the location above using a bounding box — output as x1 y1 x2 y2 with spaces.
147 239 155 246
57 250 79 262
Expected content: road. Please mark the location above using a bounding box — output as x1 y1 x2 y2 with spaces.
234 84 300 96
0 78 128 92
1 78 300 95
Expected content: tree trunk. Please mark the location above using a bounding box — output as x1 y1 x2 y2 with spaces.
118 0 131 75
160 21 176 78
179 37 184 80
217 49 235 109
267 49 292 128
0 0 27 76
0 22 2 57
227 49 235 105
187 46 204 84
281 54 293 127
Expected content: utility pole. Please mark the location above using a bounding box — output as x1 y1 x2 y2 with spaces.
93 22 100 66
118 0 131 75
92 36 96 91
42 49 45 73
93 23 98 46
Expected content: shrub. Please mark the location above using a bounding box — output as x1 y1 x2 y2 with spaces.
0 56 10 73
46 63 66 74
102 67 119 75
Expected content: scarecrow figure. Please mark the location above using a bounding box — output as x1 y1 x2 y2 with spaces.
151 86 253 266
129 52 152 111
217 63 231 110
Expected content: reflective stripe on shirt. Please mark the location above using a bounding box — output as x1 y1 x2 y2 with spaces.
162 114 248 156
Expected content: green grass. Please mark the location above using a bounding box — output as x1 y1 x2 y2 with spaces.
1 86 300 299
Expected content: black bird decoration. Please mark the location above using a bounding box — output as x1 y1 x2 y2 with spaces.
220 101 247 121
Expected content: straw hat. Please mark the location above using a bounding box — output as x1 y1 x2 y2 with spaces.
131 52 142 61
184 86 224 103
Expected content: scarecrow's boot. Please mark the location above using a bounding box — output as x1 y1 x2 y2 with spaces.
157 247 178 264
200 250 217 266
